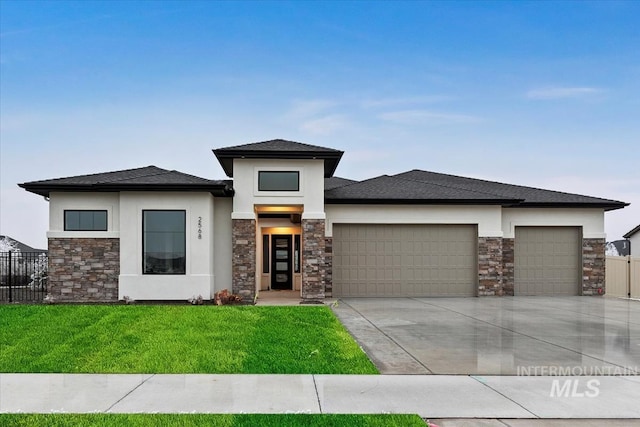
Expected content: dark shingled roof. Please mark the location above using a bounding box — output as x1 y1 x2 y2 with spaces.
325 174 521 204
325 169 628 210
19 166 232 197
624 224 640 239
395 170 627 209
324 176 358 190
213 139 344 178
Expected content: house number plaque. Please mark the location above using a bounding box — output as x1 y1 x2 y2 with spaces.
197 216 203 240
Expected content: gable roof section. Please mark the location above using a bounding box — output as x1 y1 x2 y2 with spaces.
623 224 640 238
19 166 233 197
213 139 344 178
325 174 522 205
395 170 627 210
326 169 628 210
324 176 358 190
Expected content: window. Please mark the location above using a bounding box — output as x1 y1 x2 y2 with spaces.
64 210 107 231
258 171 299 191
262 234 270 274
143 210 186 275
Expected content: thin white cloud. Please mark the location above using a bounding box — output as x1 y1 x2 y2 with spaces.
299 115 348 135
526 87 603 100
285 99 337 120
361 95 453 108
378 110 482 125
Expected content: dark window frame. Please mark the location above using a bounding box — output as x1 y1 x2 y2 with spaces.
64 210 108 231
142 209 187 275
258 171 300 192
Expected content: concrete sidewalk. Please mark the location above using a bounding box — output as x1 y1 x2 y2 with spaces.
1 374 639 419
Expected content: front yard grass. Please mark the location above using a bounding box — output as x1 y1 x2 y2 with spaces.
0 414 427 427
0 305 377 374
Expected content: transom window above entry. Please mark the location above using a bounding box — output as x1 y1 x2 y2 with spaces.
258 171 299 192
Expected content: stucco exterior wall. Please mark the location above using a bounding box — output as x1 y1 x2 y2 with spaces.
629 233 640 256
118 192 216 301
231 159 325 219
48 192 120 238
502 208 605 239
325 205 503 237
213 197 233 292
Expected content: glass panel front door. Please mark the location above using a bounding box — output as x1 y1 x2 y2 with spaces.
271 235 292 289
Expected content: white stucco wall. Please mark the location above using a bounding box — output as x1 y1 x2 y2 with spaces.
628 233 640 255
47 192 120 238
118 192 216 300
213 197 233 291
501 208 606 239
231 159 325 219
325 205 503 237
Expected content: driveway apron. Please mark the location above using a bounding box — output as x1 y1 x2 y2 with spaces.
332 297 640 375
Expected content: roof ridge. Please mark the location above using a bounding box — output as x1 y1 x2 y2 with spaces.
325 174 390 192
401 169 624 203
391 174 520 200
98 166 170 184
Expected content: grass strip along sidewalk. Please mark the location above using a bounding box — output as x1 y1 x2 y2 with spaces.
0 305 377 374
0 414 428 427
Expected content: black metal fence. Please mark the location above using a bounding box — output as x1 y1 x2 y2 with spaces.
0 251 48 302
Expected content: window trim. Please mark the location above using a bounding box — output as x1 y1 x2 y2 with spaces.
142 209 187 276
63 210 108 231
258 171 300 192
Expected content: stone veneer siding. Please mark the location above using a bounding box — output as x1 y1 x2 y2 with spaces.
582 238 606 295
324 237 333 297
477 237 504 296
301 219 325 303
232 219 256 301
48 238 119 302
502 238 515 296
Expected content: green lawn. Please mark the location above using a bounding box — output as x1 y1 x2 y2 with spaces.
0 414 427 427
0 305 377 374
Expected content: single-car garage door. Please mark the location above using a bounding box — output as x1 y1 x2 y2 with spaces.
514 226 581 296
333 224 477 297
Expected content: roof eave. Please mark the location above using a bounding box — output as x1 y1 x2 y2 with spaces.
18 183 232 197
324 198 520 205
507 202 630 211
213 149 344 178
623 224 640 238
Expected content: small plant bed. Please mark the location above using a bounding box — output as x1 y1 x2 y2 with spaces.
0 414 427 427
0 305 378 374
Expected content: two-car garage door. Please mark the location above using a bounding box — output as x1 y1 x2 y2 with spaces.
333 224 582 297
333 224 477 297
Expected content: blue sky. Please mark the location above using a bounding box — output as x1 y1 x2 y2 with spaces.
1 0 638 248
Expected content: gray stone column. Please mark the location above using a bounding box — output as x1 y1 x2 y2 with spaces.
582 238 605 295
502 238 515 296
301 219 325 303
478 236 503 296
232 218 256 301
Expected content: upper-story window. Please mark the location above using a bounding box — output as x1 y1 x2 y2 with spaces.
64 210 108 231
258 171 299 192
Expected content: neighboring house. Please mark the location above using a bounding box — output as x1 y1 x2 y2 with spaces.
0 235 47 253
19 139 628 303
607 240 631 257
623 225 640 255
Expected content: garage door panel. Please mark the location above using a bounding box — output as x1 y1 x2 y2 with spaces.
333 224 477 297
515 226 581 296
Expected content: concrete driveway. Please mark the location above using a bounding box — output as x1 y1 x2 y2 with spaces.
332 297 640 375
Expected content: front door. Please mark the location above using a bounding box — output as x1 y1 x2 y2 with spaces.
271 235 292 289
